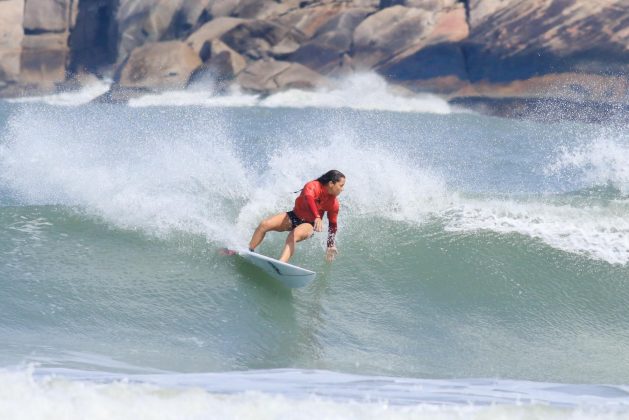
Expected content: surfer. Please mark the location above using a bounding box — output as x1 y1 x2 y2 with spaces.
248 170 345 263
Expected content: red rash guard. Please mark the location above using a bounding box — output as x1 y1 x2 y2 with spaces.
293 180 339 247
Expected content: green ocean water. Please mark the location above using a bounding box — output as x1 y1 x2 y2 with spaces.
1 95 629 418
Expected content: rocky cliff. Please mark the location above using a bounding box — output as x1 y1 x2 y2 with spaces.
1 0 627 117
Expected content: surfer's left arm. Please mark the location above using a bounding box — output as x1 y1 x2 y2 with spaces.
326 208 339 262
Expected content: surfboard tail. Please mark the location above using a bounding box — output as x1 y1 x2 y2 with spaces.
218 248 238 256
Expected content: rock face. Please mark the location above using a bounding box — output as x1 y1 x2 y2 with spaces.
288 8 372 75
464 0 629 82
0 0 24 92
237 59 330 92
353 3 469 81
19 0 77 90
353 6 433 69
118 41 202 89
186 17 247 55
23 0 76 32
189 40 247 92
116 0 187 60
221 20 280 59
0 0 627 115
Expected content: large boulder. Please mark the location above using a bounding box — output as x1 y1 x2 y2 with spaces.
0 0 24 89
19 34 69 86
18 0 78 90
270 4 372 61
117 41 202 89
464 0 629 82
220 20 303 59
187 17 248 55
19 35 70 89
189 40 247 91
178 0 213 29
116 0 216 60
207 40 247 74
352 4 468 86
236 59 329 93
23 0 77 32
218 5 360 61
116 0 184 59
379 5 469 82
210 0 296 20
274 4 356 40
352 6 436 69
288 8 372 75
343 0 378 8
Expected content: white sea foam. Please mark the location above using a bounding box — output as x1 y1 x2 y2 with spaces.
546 134 629 194
128 89 259 108
129 73 452 114
6 79 111 106
1 367 629 420
1 105 627 264
445 198 629 265
260 73 452 114
0 109 251 245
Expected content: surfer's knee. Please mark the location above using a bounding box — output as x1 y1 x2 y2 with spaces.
259 217 278 232
294 225 313 242
258 219 272 231
260 213 291 232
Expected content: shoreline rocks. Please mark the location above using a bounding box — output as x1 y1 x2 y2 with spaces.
0 0 626 121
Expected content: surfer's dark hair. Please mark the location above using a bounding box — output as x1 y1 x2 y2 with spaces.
317 170 345 184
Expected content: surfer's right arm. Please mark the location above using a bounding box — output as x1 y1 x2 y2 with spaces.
304 189 323 232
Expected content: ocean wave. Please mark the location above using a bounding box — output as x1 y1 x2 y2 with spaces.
6 80 111 107
128 73 452 114
444 197 629 265
1 105 627 265
0 73 452 114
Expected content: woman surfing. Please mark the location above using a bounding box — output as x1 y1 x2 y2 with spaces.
248 170 345 263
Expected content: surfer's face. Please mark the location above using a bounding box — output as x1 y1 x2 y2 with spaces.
327 178 345 196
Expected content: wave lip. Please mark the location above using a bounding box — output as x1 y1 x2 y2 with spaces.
445 197 629 265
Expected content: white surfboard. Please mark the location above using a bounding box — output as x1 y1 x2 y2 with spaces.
236 248 316 288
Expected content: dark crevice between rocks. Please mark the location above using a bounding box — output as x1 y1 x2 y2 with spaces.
379 0 403 9
457 0 472 83
198 9 213 27
164 9 207 41
380 43 469 81
24 28 66 35
459 0 470 27
165 10 194 40
69 0 119 76
459 42 473 83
